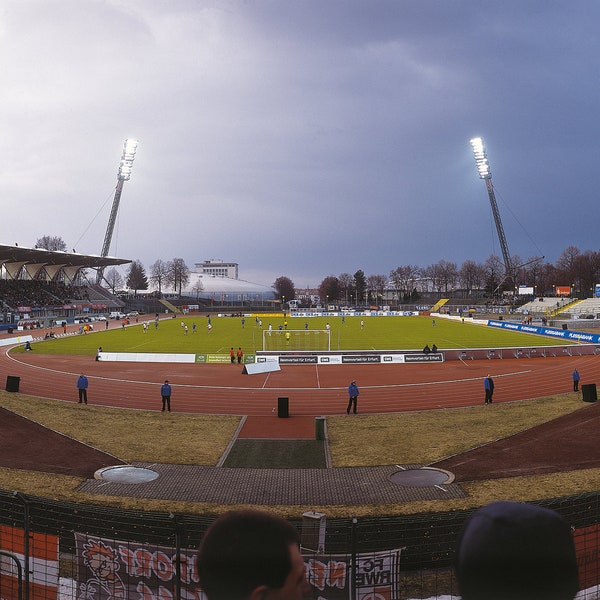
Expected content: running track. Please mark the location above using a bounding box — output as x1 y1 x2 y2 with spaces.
2 344 599 416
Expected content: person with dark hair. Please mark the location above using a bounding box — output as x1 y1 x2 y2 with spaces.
77 373 88 404
455 501 579 600
197 509 309 600
572 368 580 392
347 380 359 414
161 380 172 412
484 374 494 404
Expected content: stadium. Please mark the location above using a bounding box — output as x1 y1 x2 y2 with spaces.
2 138 600 599
2 276 600 598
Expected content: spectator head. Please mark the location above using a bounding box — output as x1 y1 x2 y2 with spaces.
456 501 578 600
197 509 308 600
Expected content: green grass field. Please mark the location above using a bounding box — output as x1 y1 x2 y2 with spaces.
15 314 570 356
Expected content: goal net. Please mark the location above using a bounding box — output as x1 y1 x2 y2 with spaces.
262 329 331 352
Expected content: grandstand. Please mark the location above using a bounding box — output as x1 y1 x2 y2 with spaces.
0 244 129 327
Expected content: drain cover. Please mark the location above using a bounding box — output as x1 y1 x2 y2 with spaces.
389 467 454 487
94 466 159 484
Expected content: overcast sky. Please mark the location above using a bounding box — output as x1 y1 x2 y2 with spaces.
1 1 598 288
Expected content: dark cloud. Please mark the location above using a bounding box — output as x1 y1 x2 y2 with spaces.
0 0 598 287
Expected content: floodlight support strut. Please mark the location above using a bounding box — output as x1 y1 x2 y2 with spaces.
96 180 124 284
484 177 514 284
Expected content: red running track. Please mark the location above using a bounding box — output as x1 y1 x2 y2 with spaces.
2 346 599 416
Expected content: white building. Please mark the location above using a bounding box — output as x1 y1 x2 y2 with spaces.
194 259 238 279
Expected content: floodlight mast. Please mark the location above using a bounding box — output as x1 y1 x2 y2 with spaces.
470 137 514 287
96 139 138 285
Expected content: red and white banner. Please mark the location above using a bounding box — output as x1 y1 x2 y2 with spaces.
0 524 58 600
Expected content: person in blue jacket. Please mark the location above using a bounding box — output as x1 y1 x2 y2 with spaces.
484 375 494 404
77 373 88 404
572 369 580 392
161 380 172 412
347 380 359 414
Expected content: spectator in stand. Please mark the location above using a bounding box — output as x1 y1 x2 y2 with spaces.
197 510 309 600
455 501 578 600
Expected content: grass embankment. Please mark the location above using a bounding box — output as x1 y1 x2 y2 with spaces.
0 391 596 518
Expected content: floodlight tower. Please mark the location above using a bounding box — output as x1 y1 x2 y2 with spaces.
96 139 139 284
470 136 514 287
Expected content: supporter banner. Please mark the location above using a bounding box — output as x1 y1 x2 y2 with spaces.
0 525 58 600
75 533 202 600
488 319 600 344
75 535 401 600
574 524 600 589
305 548 402 600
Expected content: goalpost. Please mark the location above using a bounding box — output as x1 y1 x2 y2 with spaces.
262 329 331 352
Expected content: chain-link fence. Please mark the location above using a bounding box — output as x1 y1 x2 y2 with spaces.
0 489 598 600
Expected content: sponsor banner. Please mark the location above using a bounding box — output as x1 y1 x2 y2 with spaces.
381 354 406 363
0 525 58 600
518 286 534 295
207 354 232 363
305 548 402 600
319 355 343 364
0 334 33 348
488 320 600 344
556 286 572 297
195 354 207 363
404 353 444 363
279 355 319 364
342 355 382 364
75 533 202 600
100 352 197 363
256 355 280 363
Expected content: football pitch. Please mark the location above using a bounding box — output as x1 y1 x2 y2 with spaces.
17 314 570 357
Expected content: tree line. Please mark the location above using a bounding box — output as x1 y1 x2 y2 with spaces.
274 246 600 305
35 236 600 304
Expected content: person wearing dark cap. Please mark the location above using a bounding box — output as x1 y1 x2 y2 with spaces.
197 509 309 600
455 500 579 600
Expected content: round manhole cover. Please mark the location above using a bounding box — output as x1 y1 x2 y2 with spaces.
389 467 454 487
95 466 159 484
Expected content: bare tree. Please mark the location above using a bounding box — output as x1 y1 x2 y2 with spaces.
484 255 505 296
166 258 190 297
319 276 341 303
458 260 486 296
366 274 387 306
273 276 295 301
104 267 124 293
191 278 205 300
338 272 354 305
390 265 421 301
149 260 170 295
36 236 67 251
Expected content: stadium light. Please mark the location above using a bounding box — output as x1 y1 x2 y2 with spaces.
118 138 138 181
470 137 491 179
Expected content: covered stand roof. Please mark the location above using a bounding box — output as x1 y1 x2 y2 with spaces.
0 244 130 282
